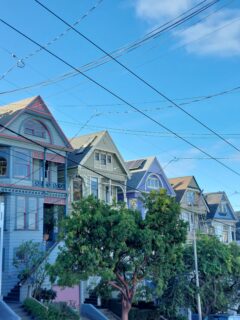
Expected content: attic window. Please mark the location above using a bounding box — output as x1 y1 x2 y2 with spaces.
146 175 162 190
219 203 227 214
24 119 47 139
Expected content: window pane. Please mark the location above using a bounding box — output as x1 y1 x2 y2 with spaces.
107 155 112 164
16 197 25 230
101 154 106 165
13 149 31 178
0 157 7 176
95 152 100 161
91 178 98 198
28 198 37 230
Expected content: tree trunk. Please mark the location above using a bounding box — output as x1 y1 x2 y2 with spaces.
122 297 131 320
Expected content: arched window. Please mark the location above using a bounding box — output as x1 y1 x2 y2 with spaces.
24 119 48 139
0 157 7 176
146 174 162 190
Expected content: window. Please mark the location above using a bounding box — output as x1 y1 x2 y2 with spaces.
95 152 100 161
0 157 7 176
73 178 83 201
16 196 38 230
105 186 110 203
94 151 113 170
186 191 195 205
91 177 98 198
101 154 106 166
24 119 47 139
13 149 31 178
28 198 38 230
146 175 161 189
219 203 227 214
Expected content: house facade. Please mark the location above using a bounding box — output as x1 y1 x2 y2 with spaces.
125 157 175 218
67 130 130 206
0 96 72 298
204 192 237 243
169 176 209 240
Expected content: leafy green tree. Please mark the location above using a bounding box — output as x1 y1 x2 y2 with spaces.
182 235 240 317
49 190 187 320
13 240 47 298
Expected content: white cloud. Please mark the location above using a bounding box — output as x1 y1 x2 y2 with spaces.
175 9 240 57
135 0 195 22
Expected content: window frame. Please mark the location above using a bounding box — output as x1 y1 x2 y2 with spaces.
13 148 31 179
24 119 47 139
146 174 162 190
90 177 99 199
15 196 38 231
0 157 7 176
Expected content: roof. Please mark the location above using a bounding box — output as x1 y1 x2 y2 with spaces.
169 176 193 191
125 156 155 172
204 192 236 220
127 171 146 191
0 96 73 149
68 131 105 168
0 96 38 126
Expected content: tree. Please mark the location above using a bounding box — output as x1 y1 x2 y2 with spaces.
49 190 187 320
182 235 240 317
13 240 48 298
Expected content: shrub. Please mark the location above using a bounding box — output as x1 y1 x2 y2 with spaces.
33 288 57 302
24 298 79 320
23 298 48 320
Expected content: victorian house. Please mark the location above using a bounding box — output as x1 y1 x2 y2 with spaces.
0 96 71 299
204 192 237 243
125 156 175 218
169 176 209 240
67 130 130 206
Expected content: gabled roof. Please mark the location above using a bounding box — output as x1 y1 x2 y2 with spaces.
204 191 236 220
0 96 72 149
125 156 155 172
169 176 193 191
126 156 175 196
68 131 105 168
69 130 130 177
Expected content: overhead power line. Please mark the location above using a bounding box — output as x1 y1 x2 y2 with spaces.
0 0 104 81
0 18 240 177
34 0 240 156
0 0 219 94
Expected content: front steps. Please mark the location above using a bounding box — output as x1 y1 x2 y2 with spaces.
6 302 32 320
3 283 20 303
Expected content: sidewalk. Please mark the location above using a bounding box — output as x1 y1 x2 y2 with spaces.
0 300 20 320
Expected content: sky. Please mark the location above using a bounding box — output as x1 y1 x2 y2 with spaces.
1 0 240 208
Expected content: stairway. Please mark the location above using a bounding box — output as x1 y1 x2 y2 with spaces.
6 302 32 320
100 308 121 320
4 283 20 302
84 293 98 307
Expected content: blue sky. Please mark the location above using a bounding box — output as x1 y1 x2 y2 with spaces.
1 0 240 208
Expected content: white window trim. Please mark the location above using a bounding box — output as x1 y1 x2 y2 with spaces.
145 173 162 191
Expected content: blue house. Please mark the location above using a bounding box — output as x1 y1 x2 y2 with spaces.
204 192 237 243
125 157 175 218
0 96 72 299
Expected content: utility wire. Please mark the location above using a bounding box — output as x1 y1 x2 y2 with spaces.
0 1 219 95
1 19 239 177
34 0 240 155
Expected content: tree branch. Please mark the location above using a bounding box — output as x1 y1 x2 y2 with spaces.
108 281 128 301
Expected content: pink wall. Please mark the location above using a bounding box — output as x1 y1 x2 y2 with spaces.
53 285 80 310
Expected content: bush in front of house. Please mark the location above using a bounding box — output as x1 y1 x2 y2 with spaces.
24 298 80 320
48 302 79 320
33 288 57 302
23 298 48 320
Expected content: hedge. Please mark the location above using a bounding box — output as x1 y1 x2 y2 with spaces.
23 298 80 320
